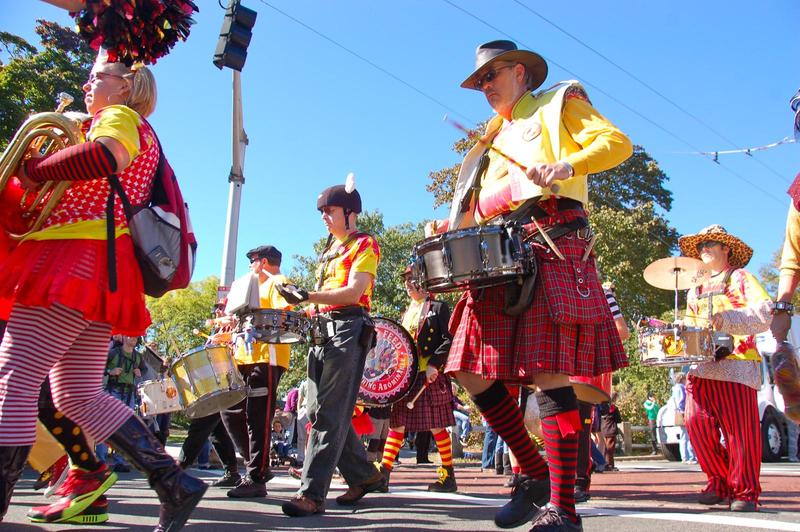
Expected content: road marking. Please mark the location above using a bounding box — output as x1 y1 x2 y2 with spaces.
580 507 800 531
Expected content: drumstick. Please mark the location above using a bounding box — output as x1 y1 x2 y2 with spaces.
444 115 560 195
406 380 431 409
192 328 210 339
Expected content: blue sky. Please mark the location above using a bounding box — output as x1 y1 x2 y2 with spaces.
5 2 800 292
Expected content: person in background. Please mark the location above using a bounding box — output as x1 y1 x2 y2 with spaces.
600 394 622 472
643 393 660 455
671 373 696 464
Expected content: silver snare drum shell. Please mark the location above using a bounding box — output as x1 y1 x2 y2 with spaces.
638 324 715 367
242 309 310 344
412 225 530 293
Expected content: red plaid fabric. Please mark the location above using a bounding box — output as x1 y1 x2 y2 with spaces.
445 233 627 384
390 373 455 431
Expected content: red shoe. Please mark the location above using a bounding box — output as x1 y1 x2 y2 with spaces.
30 495 110 524
33 455 68 491
26 464 117 523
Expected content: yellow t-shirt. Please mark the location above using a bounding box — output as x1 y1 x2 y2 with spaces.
234 274 293 368
88 104 141 160
316 232 380 313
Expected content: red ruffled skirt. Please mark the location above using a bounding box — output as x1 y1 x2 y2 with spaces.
0 235 151 336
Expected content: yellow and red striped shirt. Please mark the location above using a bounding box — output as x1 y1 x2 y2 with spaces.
316 232 380 313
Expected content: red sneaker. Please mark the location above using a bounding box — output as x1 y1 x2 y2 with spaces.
26 464 117 523
30 496 110 524
33 455 68 491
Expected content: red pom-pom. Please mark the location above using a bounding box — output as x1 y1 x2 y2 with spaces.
74 0 199 66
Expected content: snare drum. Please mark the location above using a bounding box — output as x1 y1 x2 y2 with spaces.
169 345 247 419
240 309 310 344
639 323 715 367
137 378 182 417
411 224 532 293
358 317 418 406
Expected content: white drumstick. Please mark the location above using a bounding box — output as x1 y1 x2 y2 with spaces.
192 328 210 339
406 380 431 409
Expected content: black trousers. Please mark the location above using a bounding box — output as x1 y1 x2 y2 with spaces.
178 412 239 471
220 363 284 482
576 401 593 489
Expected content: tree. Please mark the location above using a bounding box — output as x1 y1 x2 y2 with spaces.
0 20 94 149
759 248 800 305
145 276 219 362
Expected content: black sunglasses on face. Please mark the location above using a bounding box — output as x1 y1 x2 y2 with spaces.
695 240 721 253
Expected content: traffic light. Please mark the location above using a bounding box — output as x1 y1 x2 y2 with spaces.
213 0 257 71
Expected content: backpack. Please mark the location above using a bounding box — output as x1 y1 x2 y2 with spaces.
107 131 197 298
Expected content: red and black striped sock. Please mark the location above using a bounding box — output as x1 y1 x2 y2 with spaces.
536 386 582 523
541 415 579 523
472 381 548 480
25 141 117 183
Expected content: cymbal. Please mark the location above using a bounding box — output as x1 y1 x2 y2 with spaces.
643 256 711 291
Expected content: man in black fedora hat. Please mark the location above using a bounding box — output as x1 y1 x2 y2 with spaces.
428 40 632 531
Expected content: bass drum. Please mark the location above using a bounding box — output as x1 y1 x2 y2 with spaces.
570 373 612 405
358 317 418 407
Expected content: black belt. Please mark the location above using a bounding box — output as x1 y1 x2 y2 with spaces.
322 306 366 320
527 217 589 246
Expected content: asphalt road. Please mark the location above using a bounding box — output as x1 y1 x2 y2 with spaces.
3 455 799 531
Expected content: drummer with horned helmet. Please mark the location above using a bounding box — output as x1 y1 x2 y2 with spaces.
277 174 387 517
678 224 772 512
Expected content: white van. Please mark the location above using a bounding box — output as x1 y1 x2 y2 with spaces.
656 318 797 462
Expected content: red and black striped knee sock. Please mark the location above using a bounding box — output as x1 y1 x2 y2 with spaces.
38 407 102 471
433 430 452 467
537 387 581 523
472 381 548 480
381 429 405 471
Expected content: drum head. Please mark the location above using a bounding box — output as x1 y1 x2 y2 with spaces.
359 317 418 406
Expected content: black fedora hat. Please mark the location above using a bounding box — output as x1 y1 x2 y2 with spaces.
461 40 548 91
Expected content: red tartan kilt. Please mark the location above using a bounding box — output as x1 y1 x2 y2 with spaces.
390 372 455 431
444 235 628 384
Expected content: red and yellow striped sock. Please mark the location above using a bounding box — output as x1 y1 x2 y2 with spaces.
433 429 452 467
381 429 405 471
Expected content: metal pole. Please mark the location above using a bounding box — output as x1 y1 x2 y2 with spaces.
218 69 247 300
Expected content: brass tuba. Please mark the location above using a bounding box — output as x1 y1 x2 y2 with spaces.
0 93 87 240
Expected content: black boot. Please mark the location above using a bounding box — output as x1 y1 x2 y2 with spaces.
1 445 32 521
377 464 391 493
428 466 457 493
106 416 207 532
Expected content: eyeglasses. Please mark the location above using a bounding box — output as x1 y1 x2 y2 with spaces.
474 64 516 90
249 257 261 264
87 72 126 85
695 240 721 253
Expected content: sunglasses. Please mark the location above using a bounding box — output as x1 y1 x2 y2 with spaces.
249 257 262 264
88 72 126 85
475 64 516 90
695 240 721 253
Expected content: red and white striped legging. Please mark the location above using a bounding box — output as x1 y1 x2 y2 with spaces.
685 375 761 503
0 303 133 445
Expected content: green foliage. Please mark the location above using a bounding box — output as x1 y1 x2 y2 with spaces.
145 276 219 362
0 20 94 150
759 247 800 305
614 334 673 425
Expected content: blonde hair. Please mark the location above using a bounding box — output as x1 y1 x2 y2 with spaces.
124 65 157 118
674 372 686 384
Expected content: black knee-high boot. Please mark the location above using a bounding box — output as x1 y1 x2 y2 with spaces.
106 416 206 532
1 445 32 521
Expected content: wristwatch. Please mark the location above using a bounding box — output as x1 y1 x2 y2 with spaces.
771 300 795 315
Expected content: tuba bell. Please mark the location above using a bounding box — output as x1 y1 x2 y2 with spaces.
0 93 88 240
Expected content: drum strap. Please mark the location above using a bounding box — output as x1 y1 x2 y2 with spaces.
459 152 490 213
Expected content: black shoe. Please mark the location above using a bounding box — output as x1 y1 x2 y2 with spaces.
1 445 32 520
730 499 757 512
697 490 725 505
227 478 267 498
494 476 550 529
428 466 457 493
211 470 241 488
529 503 583 531
504 473 521 488
574 485 591 503
377 464 391 493
105 415 207 532
113 463 132 473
